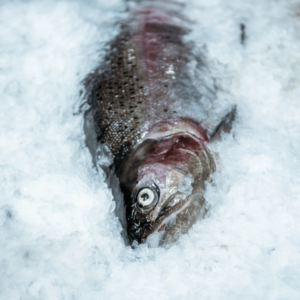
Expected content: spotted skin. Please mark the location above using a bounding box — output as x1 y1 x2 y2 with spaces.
83 1 234 246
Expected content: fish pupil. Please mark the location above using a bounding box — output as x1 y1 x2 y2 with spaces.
141 193 149 201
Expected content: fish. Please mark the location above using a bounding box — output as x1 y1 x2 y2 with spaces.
83 0 236 246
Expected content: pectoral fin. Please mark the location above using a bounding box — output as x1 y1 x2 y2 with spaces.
210 105 237 141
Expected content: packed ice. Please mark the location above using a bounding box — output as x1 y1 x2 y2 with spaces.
178 174 194 195
1 0 300 299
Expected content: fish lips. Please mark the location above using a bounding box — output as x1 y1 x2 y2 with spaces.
130 191 190 245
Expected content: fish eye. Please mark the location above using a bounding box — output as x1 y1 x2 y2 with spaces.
137 188 155 207
135 185 159 209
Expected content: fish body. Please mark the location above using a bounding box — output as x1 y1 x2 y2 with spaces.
84 1 235 246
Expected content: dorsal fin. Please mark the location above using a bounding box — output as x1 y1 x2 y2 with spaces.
210 105 237 142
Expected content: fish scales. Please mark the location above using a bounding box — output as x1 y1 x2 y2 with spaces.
84 1 236 246
91 7 201 158
94 34 145 156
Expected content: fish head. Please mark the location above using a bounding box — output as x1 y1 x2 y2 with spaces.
118 131 216 246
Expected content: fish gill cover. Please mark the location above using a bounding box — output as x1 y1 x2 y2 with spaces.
1 0 300 299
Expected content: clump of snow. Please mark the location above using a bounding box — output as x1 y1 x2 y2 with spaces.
1 0 300 299
178 173 194 195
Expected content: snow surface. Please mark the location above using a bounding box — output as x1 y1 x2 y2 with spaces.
1 0 300 299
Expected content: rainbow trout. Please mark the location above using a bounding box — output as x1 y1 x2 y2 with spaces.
84 0 236 246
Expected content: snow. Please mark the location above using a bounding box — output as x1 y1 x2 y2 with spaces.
1 0 300 299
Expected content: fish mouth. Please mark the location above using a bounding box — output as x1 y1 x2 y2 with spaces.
138 192 191 245
157 198 190 244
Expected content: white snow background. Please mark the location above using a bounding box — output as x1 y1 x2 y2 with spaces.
1 0 300 299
